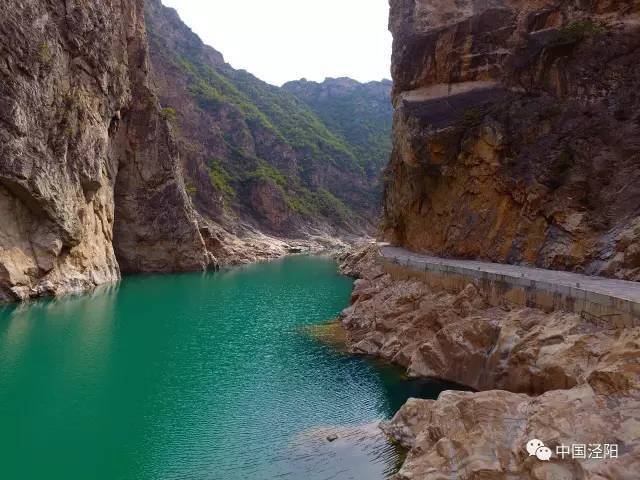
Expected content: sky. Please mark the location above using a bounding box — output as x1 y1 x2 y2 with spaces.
161 0 392 86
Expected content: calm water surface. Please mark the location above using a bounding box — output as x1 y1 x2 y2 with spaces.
0 256 448 480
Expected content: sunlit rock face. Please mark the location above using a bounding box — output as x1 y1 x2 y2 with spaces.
384 0 640 280
379 4 640 471
382 383 640 480
338 245 640 480
0 0 214 301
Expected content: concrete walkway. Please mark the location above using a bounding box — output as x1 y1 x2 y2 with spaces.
381 245 640 304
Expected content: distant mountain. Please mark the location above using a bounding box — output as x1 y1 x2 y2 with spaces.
283 78 393 180
144 0 392 235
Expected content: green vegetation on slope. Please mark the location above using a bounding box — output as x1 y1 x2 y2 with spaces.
145 0 387 232
179 57 362 175
282 78 393 178
550 19 604 46
207 160 236 202
173 54 363 224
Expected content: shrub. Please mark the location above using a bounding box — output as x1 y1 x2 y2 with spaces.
550 20 603 45
37 41 52 65
462 108 483 127
185 182 198 196
248 162 287 188
313 189 353 222
207 161 236 199
161 107 178 124
547 148 574 190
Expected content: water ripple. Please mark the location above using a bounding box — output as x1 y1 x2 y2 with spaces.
0 256 449 480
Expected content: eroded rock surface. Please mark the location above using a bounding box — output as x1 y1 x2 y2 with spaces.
384 0 640 280
0 0 387 302
383 386 640 480
338 245 640 478
367 1 640 474
0 0 214 301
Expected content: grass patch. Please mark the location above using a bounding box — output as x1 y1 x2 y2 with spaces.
37 41 52 65
248 162 287 188
185 181 198 196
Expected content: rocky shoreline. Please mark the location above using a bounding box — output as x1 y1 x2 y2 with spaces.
337 245 640 479
0 229 351 304
201 226 352 268
0 0 379 304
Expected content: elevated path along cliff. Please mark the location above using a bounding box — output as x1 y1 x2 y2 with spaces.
380 245 640 328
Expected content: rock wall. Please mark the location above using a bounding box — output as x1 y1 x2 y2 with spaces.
0 0 214 301
384 0 640 280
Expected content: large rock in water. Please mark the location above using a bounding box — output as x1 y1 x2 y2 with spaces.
0 0 215 301
383 385 640 480
383 0 640 280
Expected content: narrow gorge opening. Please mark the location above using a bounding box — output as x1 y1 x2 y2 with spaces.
1 0 639 479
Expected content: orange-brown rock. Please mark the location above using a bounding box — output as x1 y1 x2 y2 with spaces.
339 246 638 394
383 384 640 480
384 0 640 280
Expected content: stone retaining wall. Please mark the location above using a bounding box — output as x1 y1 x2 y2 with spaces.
381 257 640 328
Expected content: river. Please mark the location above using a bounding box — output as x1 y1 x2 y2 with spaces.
0 256 450 480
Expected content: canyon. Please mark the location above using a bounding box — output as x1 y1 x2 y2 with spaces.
0 0 390 302
2 0 640 478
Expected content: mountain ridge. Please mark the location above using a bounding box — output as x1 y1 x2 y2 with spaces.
145 0 391 236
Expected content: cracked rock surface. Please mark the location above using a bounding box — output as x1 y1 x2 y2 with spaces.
0 0 215 301
338 245 640 479
384 0 640 280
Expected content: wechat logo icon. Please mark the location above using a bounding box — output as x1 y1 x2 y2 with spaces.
526 439 552 461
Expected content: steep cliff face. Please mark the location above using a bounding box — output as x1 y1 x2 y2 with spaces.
384 0 640 280
0 0 214 301
144 0 388 235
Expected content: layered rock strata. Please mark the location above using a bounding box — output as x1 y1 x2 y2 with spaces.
338 245 640 478
383 0 640 280
371 2 640 474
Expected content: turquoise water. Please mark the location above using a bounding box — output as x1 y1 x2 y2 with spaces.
0 256 447 480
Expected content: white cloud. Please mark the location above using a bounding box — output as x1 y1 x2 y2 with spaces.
160 0 392 86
